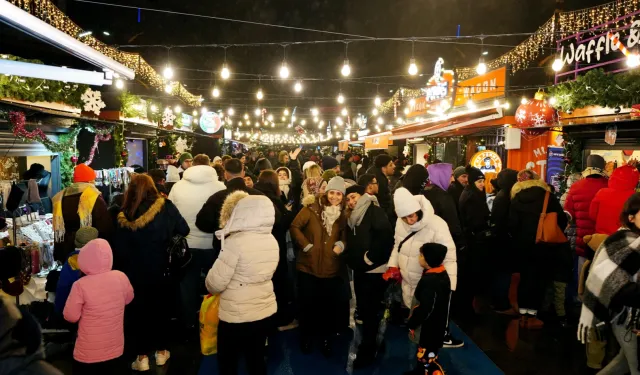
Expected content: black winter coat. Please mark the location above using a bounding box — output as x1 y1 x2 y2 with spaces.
254 182 296 258
459 185 490 236
345 203 394 272
509 179 568 250
366 166 395 223
114 198 189 286
195 177 264 251
448 181 465 215
423 185 464 250
407 268 450 350
490 169 518 270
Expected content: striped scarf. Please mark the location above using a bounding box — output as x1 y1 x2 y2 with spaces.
52 183 101 242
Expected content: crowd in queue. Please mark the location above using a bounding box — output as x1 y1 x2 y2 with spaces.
5 147 640 375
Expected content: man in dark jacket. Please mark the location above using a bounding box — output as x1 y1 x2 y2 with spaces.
344 185 394 368
425 163 465 251
448 166 468 216
196 158 263 253
367 154 396 222
489 169 518 312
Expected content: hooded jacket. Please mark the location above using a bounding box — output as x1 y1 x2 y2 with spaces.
205 192 279 323
63 239 134 363
290 194 347 278
564 175 608 257
424 163 464 249
490 169 518 269
387 195 456 307
459 184 490 236
169 165 226 249
345 195 394 272
114 198 190 285
510 179 568 248
590 165 639 236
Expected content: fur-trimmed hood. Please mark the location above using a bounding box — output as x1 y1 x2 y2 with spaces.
510 178 550 199
302 194 317 207
117 198 165 231
216 191 275 241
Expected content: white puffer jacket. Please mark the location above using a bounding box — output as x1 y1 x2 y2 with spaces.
388 195 457 307
205 191 279 323
169 165 225 249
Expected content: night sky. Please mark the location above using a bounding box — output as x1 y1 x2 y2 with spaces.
0 0 618 126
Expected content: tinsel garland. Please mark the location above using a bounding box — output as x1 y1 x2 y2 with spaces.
558 133 584 195
549 69 640 112
113 123 127 167
83 133 112 166
9 111 81 153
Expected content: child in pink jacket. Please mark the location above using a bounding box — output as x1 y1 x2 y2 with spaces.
63 239 134 374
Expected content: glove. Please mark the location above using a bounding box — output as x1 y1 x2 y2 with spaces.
382 267 401 284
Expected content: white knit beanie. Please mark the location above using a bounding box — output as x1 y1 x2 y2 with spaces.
394 187 421 218
303 161 316 172
325 176 346 194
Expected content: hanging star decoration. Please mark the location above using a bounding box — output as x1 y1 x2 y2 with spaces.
81 88 106 116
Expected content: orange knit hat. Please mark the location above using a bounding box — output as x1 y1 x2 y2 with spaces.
73 164 96 183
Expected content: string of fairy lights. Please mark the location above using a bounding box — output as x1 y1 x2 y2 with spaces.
7 0 640 144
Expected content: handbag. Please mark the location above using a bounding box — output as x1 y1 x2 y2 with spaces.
166 234 192 280
199 294 220 355
535 191 568 244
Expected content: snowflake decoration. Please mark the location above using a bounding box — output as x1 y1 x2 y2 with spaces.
175 136 188 153
162 108 176 127
516 108 527 122
81 88 106 115
531 113 547 126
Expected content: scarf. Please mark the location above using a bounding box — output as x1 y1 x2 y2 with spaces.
348 194 379 230
279 178 291 199
578 229 640 343
52 183 101 243
321 205 341 236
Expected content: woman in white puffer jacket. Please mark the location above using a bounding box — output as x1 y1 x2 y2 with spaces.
385 187 457 308
205 191 279 375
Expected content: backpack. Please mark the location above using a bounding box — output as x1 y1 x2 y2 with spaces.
166 235 192 280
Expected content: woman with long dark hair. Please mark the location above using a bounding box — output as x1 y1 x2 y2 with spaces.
113 174 189 371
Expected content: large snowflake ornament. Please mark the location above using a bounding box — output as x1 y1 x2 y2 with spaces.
175 136 188 153
531 113 547 126
81 88 106 115
516 108 527 122
162 108 176 127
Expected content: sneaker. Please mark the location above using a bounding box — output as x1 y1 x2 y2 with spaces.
155 351 170 366
278 319 299 331
131 356 150 371
442 334 464 348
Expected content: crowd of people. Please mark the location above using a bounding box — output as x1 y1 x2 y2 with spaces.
5 147 640 375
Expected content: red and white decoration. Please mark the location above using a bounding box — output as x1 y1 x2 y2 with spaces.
515 91 557 129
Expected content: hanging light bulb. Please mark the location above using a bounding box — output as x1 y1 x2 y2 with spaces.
292 116 297 122
279 62 290 79
227 108 235 116
294 81 303 93
284 109 289 116
627 54 640 68
301 119 306 125
409 98 416 107
341 59 351 77
552 58 563 72
408 58 418 76
372 108 379 116
313 117 319 123
254 108 261 116
376 117 384 125
404 107 410 115
256 89 264 100
243 113 249 120
212 87 220 98
192 110 198 116
503 101 511 109
164 83 172 94
311 108 319 116
374 96 381 106
174 105 182 113
163 65 174 79
521 97 528 105
467 100 476 110
549 97 557 106
115 79 124 90
281 116 286 121
341 108 348 116
476 60 487 75
337 93 345 104
267 114 274 121
220 63 231 80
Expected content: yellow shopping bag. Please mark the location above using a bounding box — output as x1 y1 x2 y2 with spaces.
199 294 220 355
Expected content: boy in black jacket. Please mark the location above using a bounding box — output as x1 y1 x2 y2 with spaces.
406 243 450 375
344 184 394 369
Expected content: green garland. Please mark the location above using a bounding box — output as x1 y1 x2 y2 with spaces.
0 55 88 107
148 135 158 168
118 90 162 123
113 123 127 167
549 69 640 112
558 133 584 195
58 130 79 188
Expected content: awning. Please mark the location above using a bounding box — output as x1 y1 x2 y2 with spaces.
391 107 512 140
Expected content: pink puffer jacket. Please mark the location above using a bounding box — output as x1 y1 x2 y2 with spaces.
63 239 134 363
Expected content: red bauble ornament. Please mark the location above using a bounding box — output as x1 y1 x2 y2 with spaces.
515 91 558 134
70 155 78 164
121 150 128 157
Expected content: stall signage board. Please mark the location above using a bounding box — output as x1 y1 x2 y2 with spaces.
546 146 565 191
555 11 640 82
199 112 222 134
338 140 349 151
406 58 455 120
364 133 391 150
470 150 502 174
454 66 507 106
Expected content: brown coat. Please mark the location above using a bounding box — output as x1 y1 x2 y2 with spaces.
290 194 346 278
53 194 113 262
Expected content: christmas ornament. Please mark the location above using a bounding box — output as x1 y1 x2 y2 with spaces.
70 155 78 164
84 133 112 166
162 108 176 128
80 88 106 116
515 90 557 134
